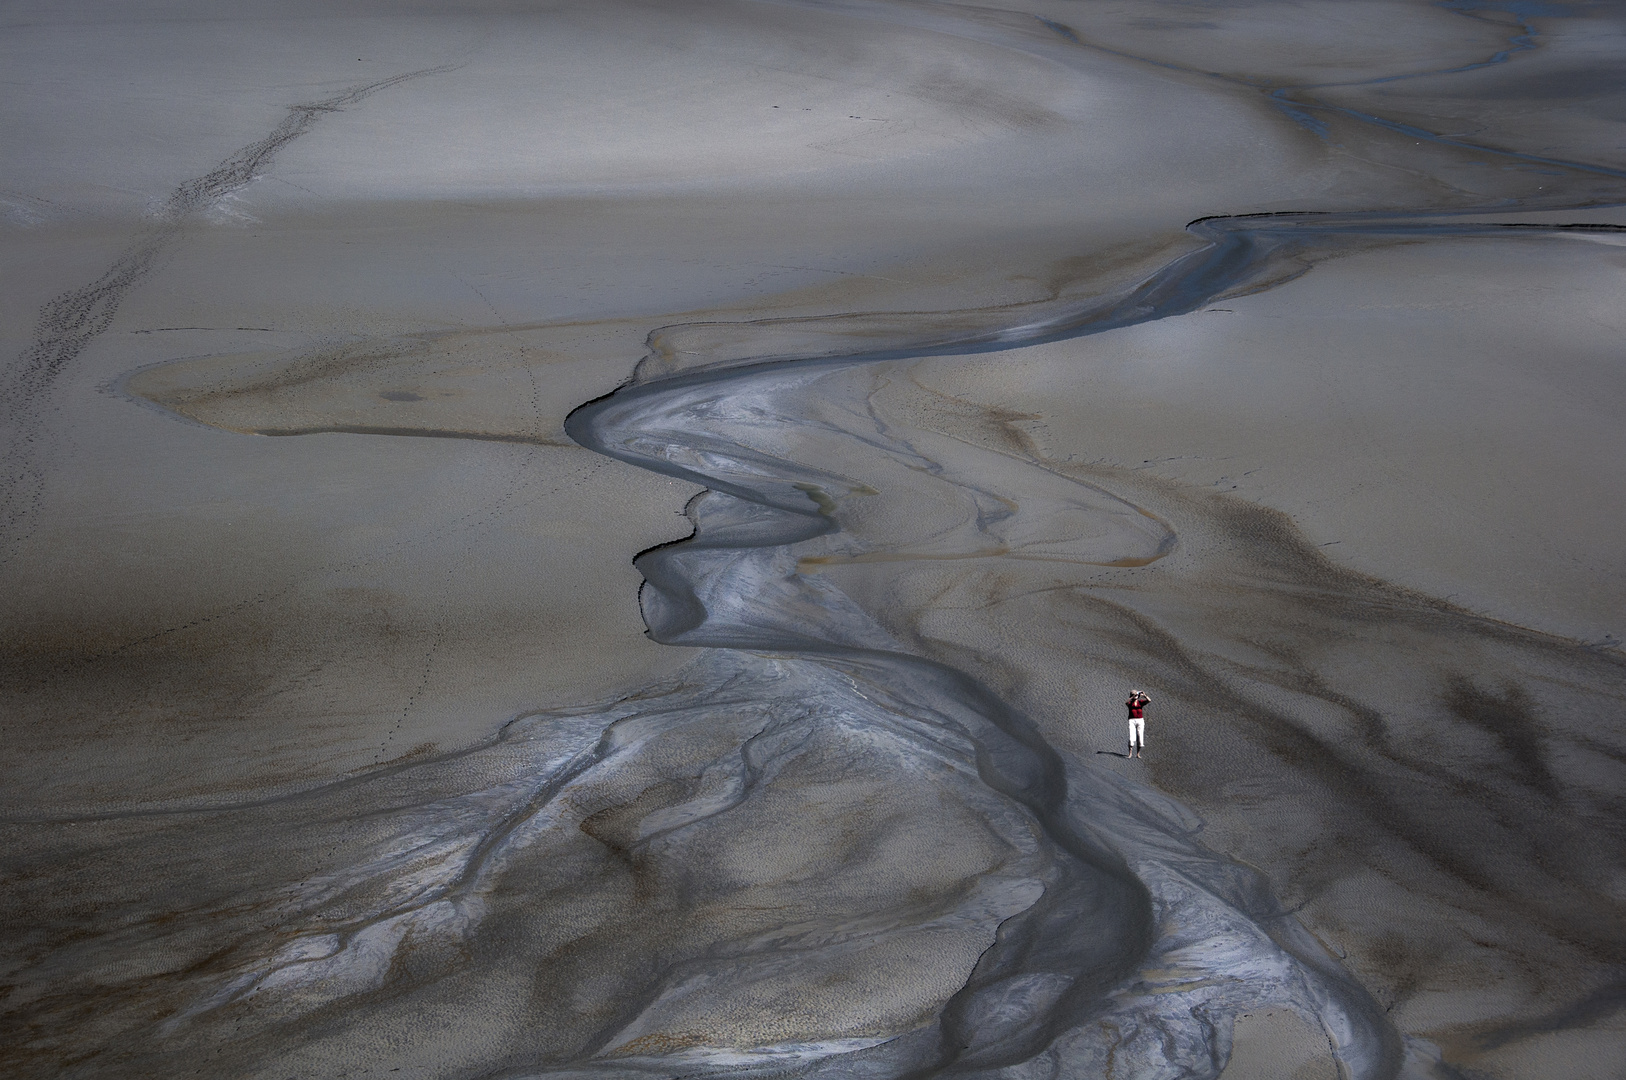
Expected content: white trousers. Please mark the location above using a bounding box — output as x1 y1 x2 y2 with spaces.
1128 718 1145 748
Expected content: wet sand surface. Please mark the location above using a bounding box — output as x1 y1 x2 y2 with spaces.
3 1 1624 1078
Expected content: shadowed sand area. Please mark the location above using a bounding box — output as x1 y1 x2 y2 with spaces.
2 1 1624 1078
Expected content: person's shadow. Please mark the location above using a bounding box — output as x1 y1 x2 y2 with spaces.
1095 750 1131 758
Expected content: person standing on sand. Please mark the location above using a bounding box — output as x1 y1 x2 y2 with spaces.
1126 691 1149 758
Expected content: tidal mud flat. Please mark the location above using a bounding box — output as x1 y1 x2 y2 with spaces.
3 1 1624 1078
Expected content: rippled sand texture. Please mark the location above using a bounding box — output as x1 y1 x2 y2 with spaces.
4 1 1625 1078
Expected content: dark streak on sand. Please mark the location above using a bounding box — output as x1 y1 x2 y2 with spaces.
0 64 457 566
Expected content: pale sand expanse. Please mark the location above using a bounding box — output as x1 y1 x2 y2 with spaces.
1224 1010 1340 1080
906 229 1626 646
3 0 1625 1077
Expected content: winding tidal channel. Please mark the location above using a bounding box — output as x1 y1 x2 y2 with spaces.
121 208 1626 1080
5 1 1626 1078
